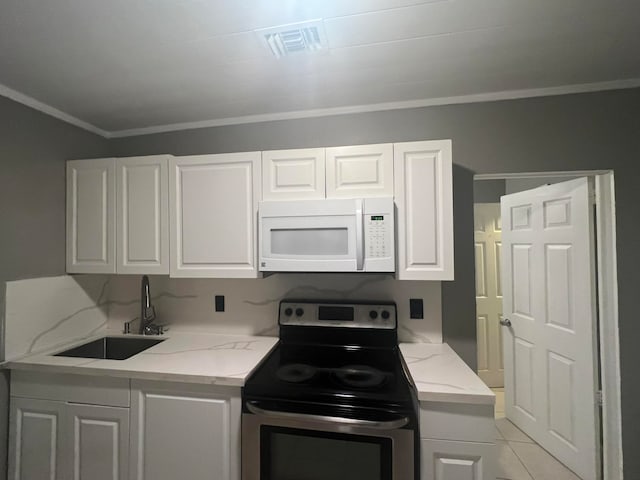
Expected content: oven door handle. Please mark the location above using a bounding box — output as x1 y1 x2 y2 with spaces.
246 401 409 430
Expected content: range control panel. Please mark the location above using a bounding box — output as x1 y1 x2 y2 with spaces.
279 301 397 329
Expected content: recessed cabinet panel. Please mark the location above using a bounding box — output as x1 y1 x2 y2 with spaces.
117 156 169 274
394 140 453 280
66 159 116 273
9 398 66 480
170 153 261 277
421 439 494 480
67 404 130 480
130 381 240 480
262 148 325 200
326 144 393 198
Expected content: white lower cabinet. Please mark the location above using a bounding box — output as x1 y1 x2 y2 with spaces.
67 404 130 480
9 398 66 480
421 439 495 480
129 380 241 480
9 373 242 480
9 399 129 480
9 372 131 480
420 401 496 480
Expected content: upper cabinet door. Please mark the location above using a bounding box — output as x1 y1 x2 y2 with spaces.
67 158 116 274
394 140 454 280
116 156 170 274
326 144 393 198
262 148 325 200
169 152 261 278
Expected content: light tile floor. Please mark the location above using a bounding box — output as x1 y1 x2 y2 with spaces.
492 388 582 480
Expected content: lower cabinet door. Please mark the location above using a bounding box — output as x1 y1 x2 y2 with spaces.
129 381 241 480
9 398 66 480
67 404 130 480
421 439 495 480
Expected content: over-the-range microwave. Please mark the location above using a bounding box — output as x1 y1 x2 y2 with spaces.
258 197 395 272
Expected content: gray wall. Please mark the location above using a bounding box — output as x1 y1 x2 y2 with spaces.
112 87 640 477
474 179 505 203
0 95 109 478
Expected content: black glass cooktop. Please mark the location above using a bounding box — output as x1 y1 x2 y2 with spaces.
243 342 415 413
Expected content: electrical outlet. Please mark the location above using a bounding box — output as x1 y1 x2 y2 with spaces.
215 295 225 312
410 298 424 319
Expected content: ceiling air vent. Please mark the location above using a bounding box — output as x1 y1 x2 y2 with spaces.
256 19 328 59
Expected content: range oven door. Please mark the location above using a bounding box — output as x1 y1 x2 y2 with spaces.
242 403 414 480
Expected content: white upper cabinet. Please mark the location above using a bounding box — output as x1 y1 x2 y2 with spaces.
394 140 454 280
169 152 261 278
67 156 170 275
66 158 116 274
116 156 170 274
326 143 393 198
262 148 325 200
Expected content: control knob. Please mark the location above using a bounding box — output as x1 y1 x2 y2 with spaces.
284 308 293 317
381 310 390 320
369 310 378 320
295 308 304 317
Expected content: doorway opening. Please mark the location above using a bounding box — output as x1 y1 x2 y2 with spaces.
473 171 621 480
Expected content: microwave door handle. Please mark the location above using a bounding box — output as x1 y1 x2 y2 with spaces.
246 402 409 430
355 199 364 271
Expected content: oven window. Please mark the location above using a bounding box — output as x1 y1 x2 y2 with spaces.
261 426 392 480
271 228 349 256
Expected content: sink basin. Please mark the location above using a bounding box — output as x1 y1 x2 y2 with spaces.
55 336 165 360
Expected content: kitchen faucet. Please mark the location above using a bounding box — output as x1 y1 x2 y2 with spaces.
139 275 158 334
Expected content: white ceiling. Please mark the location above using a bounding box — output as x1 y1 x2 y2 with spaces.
1 0 639 137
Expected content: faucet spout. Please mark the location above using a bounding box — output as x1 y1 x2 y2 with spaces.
139 275 156 334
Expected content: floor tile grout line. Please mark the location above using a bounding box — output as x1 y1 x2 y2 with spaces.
507 441 538 480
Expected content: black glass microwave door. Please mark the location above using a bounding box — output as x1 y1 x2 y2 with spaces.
261 426 392 480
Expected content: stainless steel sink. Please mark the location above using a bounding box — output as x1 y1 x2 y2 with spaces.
54 336 165 360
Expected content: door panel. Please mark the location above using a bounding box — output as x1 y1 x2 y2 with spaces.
116 156 170 274
474 204 504 387
170 153 260 277
394 140 453 280
67 404 129 480
501 177 599 480
130 388 234 480
66 159 116 273
9 398 66 480
262 148 325 200
326 144 393 198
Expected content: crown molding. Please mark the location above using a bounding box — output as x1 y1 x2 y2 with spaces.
3 78 640 140
0 83 109 138
108 78 640 138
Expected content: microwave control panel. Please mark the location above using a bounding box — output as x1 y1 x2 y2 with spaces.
366 215 391 259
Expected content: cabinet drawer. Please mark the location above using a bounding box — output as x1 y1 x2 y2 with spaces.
11 371 130 407
419 401 494 442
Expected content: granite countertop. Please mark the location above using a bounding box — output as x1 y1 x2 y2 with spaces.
5 330 279 387
400 342 495 405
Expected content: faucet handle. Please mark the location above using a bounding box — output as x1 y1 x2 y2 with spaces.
142 305 156 322
143 323 168 336
123 318 138 334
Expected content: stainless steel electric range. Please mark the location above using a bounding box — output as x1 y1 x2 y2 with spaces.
242 300 419 480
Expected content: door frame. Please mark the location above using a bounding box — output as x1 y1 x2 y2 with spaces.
474 170 622 480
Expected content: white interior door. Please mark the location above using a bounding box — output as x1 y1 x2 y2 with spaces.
474 203 504 388
501 177 599 480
